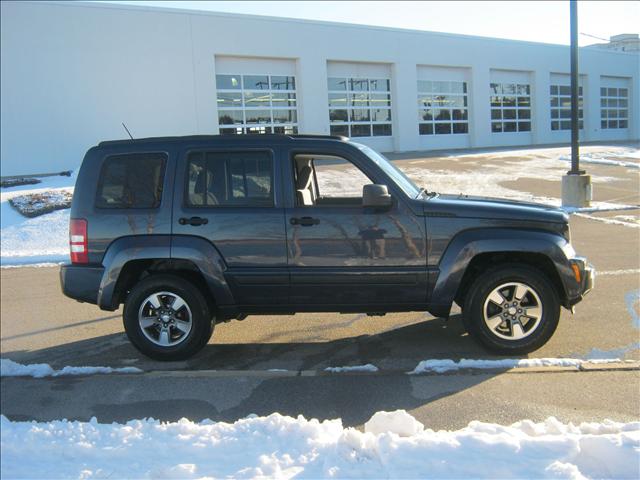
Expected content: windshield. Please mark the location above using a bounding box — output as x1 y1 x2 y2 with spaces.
352 143 420 198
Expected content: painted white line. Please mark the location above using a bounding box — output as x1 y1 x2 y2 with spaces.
574 213 640 228
597 269 640 276
1 262 63 269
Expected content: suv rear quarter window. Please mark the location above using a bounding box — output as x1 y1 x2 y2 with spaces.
186 151 273 207
96 153 166 209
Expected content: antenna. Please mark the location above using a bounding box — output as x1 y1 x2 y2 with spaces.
579 32 608 42
122 122 134 140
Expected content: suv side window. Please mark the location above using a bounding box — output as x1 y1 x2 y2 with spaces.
96 153 166 209
293 154 373 206
186 151 273 207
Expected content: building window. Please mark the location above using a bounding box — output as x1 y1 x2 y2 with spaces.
600 87 629 129
490 83 531 133
550 85 584 131
417 80 469 135
216 74 298 135
328 77 392 137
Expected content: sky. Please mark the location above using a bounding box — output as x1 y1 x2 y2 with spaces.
96 1 639 46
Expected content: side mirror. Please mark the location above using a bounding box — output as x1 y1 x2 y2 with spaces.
363 184 392 208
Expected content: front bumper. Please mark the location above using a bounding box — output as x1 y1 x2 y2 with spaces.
567 256 594 306
59 264 104 305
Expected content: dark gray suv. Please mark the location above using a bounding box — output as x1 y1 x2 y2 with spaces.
60 135 594 360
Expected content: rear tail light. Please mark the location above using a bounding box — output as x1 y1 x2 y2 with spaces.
69 218 88 264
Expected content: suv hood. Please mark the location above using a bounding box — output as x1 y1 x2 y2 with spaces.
421 194 569 224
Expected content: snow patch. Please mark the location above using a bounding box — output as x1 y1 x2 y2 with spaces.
408 357 624 374
364 409 424 436
324 363 379 373
558 153 640 169
583 343 640 360
1 413 638 479
0 359 142 378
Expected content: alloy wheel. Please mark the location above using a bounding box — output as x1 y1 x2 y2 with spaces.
138 291 193 347
482 282 543 341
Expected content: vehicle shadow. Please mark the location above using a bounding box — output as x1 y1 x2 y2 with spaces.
1 362 507 428
3 314 506 372
1 315 529 426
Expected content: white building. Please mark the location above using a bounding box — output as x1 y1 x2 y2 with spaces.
587 34 640 53
1 1 638 176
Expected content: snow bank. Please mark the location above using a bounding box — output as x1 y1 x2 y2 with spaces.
0 207 71 265
1 413 638 479
0 359 142 378
325 364 379 373
409 357 623 374
1 173 75 266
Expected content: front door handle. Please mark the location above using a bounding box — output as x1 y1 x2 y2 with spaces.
179 216 208 226
290 216 320 226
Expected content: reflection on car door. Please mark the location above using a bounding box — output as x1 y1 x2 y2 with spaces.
284 147 428 308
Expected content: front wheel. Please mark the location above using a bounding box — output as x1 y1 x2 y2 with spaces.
463 265 560 355
123 274 214 361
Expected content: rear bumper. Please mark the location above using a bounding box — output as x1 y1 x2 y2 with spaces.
59 264 103 305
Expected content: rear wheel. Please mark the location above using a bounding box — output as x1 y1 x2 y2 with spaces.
123 274 214 361
462 265 560 355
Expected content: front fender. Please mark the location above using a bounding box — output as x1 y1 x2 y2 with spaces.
429 228 576 317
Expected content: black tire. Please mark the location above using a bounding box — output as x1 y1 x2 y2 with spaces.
462 265 560 355
123 274 214 361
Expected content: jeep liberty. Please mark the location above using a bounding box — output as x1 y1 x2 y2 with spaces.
60 135 594 360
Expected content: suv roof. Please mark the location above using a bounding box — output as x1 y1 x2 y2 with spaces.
98 134 349 148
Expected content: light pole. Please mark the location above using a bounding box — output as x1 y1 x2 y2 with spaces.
562 0 592 208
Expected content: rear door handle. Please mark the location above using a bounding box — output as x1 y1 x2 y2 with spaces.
179 216 208 226
290 216 320 226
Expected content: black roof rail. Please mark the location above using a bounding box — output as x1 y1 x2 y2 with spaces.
97 133 351 147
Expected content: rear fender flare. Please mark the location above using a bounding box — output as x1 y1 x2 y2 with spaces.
98 236 171 310
98 235 234 309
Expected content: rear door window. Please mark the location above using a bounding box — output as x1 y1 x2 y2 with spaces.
96 153 166 209
186 151 273 207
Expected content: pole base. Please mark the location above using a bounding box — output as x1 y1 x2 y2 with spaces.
561 174 592 208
